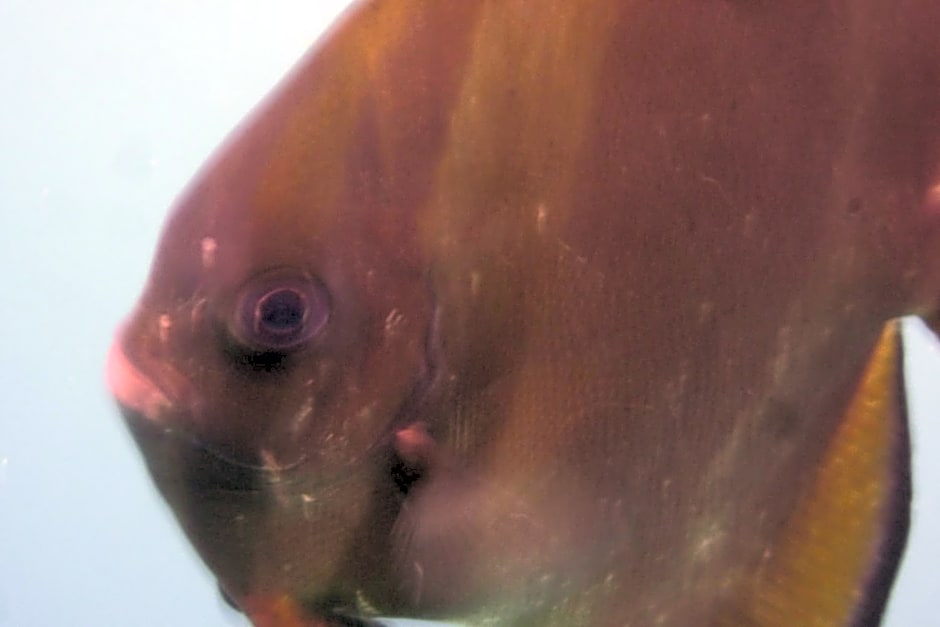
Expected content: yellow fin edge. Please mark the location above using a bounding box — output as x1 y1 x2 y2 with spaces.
745 320 910 627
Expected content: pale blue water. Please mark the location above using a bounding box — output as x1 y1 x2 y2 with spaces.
0 2 934 625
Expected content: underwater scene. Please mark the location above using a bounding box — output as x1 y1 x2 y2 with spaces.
2 1 939 625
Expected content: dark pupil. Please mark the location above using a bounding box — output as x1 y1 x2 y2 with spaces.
256 289 306 335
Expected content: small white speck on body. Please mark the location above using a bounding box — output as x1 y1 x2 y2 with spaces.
200 236 217 268
158 314 172 344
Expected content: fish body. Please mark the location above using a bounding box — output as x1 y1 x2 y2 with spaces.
107 1 940 625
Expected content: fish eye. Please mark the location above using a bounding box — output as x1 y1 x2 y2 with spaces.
233 271 330 351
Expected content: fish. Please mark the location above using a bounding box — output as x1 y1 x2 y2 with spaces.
105 1 940 625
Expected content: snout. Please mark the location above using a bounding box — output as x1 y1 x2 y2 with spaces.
105 328 173 420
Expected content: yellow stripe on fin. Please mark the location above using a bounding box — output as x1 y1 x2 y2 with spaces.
746 320 911 627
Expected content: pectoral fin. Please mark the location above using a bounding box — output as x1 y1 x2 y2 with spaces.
737 320 911 627
388 423 589 617
389 423 491 612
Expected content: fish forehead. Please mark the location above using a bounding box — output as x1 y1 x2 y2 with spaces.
111 0 940 624
149 0 940 309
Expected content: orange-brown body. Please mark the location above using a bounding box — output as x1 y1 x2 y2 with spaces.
108 1 940 625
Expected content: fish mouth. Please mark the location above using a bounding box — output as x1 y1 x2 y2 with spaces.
106 328 309 474
105 326 397 485
106 365 265 495
105 330 175 422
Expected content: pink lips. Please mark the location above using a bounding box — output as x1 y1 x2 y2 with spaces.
105 327 173 421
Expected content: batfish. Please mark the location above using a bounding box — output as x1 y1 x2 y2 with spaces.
106 1 940 625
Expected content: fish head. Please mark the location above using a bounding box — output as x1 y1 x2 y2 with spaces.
105 32 442 616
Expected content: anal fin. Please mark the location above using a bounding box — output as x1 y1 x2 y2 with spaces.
741 320 911 627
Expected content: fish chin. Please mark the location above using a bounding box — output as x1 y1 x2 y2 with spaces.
120 404 264 495
108 328 414 621
115 384 397 621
